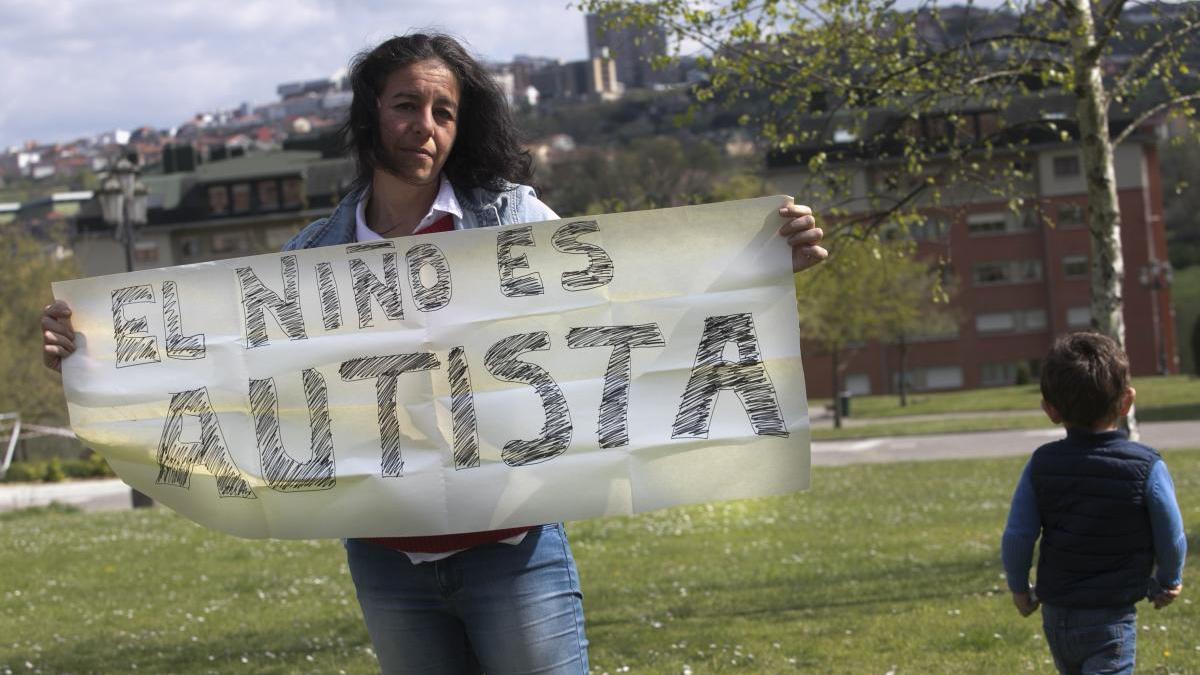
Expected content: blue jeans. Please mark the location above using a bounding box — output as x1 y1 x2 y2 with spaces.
345 524 589 674
1041 604 1137 675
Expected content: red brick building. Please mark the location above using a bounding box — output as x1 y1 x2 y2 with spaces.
768 124 1177 399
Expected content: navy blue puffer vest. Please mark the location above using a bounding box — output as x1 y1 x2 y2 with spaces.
1030 429 1159 609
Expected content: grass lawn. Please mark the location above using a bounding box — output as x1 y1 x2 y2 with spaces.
811 374 1200 424
1174 265 1200 377
3 452 1198 674
811 413 1052 441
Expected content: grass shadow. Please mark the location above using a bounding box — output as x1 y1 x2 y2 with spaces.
1139 403 1200 422
0 502 80 522
9 613 372 674
586 550 1000 627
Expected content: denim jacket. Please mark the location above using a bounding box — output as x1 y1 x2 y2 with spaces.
283 181 551 250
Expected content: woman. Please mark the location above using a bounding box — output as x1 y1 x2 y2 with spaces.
42 33 826 675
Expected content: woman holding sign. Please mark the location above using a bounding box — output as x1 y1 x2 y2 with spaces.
41 32 826 675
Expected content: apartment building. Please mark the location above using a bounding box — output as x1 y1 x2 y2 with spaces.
69 147 354 278
767 114 1176 398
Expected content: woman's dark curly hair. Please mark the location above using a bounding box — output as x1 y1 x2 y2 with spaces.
342 33 532 192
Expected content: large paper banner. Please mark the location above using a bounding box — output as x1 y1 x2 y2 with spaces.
52 196 810 538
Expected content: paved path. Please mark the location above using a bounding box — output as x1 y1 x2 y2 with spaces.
2 420 1197 513
0 478 133 513
812 420 1200 466
809 408 1038 429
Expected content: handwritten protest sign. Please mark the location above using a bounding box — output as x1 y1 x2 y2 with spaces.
52 196 810 538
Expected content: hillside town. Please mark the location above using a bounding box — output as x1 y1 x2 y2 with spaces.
2 5 1198 401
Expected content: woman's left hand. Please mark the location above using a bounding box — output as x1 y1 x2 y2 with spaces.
779 199 827 273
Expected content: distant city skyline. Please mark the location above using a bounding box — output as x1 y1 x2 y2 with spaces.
0 0 592 150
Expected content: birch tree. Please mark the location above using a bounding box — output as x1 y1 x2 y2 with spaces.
582 0 1200 431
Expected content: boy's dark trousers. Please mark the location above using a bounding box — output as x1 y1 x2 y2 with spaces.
1041 603 1137 675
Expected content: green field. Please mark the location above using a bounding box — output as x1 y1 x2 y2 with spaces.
3 453 1197 674
1175 265 1200 377
812 413 1053 441
809 374 1200 441
813 374 1198 418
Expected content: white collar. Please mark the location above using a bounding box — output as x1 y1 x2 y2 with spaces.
354 175 462 242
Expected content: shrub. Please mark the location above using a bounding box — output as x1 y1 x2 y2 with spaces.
2 452 117 483
3 462 46 482
60 453 116 479
43 458 65 483
1015 362 1033 386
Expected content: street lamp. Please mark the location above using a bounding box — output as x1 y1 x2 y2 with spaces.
96 154 149 273
1138 259 1174 375
95 154 152 508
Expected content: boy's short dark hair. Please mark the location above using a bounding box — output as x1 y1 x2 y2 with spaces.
1040 331 1130 429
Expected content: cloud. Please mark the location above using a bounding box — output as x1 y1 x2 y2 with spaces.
0 0 588 148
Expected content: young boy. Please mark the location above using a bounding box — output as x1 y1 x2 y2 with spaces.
1002 332 1186 674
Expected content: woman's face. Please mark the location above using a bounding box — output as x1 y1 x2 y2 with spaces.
376 59 460 186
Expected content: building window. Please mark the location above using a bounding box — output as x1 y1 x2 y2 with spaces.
976 312 1016 333
975 308 1047 334
966 212 1007 235
1023 309 1048 331
894 366 964 392
844 373 871 396
133 241 159 264
972 260 1043 286
967 211 1034 236
231 183 251 213
980 360 1040 387
211 232 247 255
1062 255 1089 279
282 178 304 208
1052 155 1080 178
1054 203 1085 227
179 236 202 260
1067 306 1092 328
207 186 229 215
909 217 949 241
980 362 1018 387
258 180 280 210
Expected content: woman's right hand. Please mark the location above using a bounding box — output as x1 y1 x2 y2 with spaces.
42 300 76 373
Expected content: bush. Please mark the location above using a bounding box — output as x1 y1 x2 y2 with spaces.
1 452 115 483
1015 362 1033 386
61 453 116 479
43 458 65 483
3 461 46 482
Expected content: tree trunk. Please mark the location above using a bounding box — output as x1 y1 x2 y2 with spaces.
897 334 909 407
1066 0 1139 439
831 345 842 429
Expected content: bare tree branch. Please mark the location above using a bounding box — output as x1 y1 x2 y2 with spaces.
1112 92 1200 146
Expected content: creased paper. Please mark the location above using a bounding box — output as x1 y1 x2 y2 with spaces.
52 196 810 538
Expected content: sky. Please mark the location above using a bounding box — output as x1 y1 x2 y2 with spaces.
0 0 592 150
